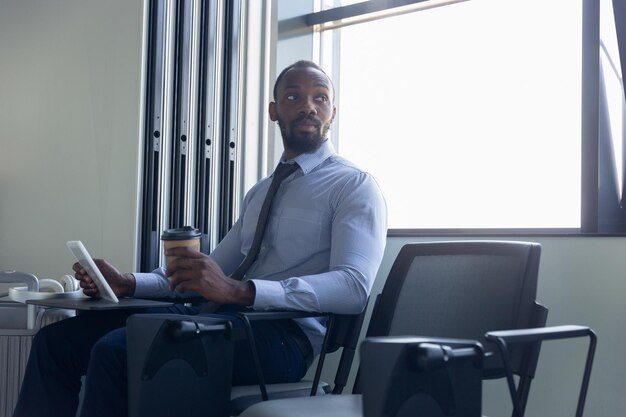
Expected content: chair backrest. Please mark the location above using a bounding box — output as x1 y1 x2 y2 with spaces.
356 240 545 392
360 336 484 417
128 314 234 417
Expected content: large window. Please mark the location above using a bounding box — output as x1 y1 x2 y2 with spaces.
306 0 626 233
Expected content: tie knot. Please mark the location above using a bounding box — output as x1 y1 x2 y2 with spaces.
273 163 298 182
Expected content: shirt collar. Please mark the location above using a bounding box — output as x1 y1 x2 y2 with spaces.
282 140 336 175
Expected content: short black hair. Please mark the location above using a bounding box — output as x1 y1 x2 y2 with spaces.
272 60 335 102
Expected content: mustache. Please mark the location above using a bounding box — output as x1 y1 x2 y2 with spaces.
291 115 322 127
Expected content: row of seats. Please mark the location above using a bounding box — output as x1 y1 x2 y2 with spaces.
127 241 597 417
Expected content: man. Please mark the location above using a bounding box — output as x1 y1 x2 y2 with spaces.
13 60 387 417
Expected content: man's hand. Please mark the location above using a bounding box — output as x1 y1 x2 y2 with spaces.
165 246 255 305
72 259 136 298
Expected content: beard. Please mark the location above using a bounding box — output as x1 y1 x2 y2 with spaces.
278 115 331 155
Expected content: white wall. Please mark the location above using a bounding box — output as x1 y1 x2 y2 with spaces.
0 0 144 286
514 237 623 417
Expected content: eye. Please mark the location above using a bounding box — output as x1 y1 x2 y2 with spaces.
286 94 297 101
315 95 329 103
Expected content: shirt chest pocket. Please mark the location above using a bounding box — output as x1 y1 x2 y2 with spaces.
275 208 323 265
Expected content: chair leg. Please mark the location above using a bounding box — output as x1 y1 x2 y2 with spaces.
239 314 269 401
512 376 532 417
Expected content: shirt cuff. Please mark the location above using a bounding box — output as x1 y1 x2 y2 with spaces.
132 271 167 298
250 279 286 310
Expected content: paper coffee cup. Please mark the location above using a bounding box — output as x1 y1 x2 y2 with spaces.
161 226 201 268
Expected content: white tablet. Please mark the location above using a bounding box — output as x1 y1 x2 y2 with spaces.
66 240 119 303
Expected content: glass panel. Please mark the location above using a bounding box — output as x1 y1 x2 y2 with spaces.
330 0 583 229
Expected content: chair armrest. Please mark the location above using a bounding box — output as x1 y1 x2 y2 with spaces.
237 309 328 321
486 324 595 343
0 270 39 329
485 325 597 417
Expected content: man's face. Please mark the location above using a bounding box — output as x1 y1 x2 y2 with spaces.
269 67 336 158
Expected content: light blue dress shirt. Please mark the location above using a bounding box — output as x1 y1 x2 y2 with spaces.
134 140 388 352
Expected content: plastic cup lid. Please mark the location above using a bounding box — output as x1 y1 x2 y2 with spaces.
161 226 201 240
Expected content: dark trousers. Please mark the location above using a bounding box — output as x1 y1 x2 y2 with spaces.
12 304 308 417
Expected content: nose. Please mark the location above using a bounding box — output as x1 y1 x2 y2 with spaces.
299 96 317 115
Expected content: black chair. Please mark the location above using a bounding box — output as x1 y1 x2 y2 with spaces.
238 240 593 417
360 336 485 417
229 308 367 414
127 314 235 417
484 325 596 417
358 329 596 417
126 305 368 416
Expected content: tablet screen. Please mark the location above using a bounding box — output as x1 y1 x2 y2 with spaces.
66 240 119 303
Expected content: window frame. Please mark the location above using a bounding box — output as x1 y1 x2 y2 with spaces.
298 0 626 236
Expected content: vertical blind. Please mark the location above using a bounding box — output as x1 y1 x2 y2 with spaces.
139 0 247 272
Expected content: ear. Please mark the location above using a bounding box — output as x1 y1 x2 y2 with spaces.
331 105 336 123
269 102 278 122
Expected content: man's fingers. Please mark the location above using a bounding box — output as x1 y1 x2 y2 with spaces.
79 279 95 289
72 262 85 274
79 277 99 297
166 256 204 276
168 272 195 292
